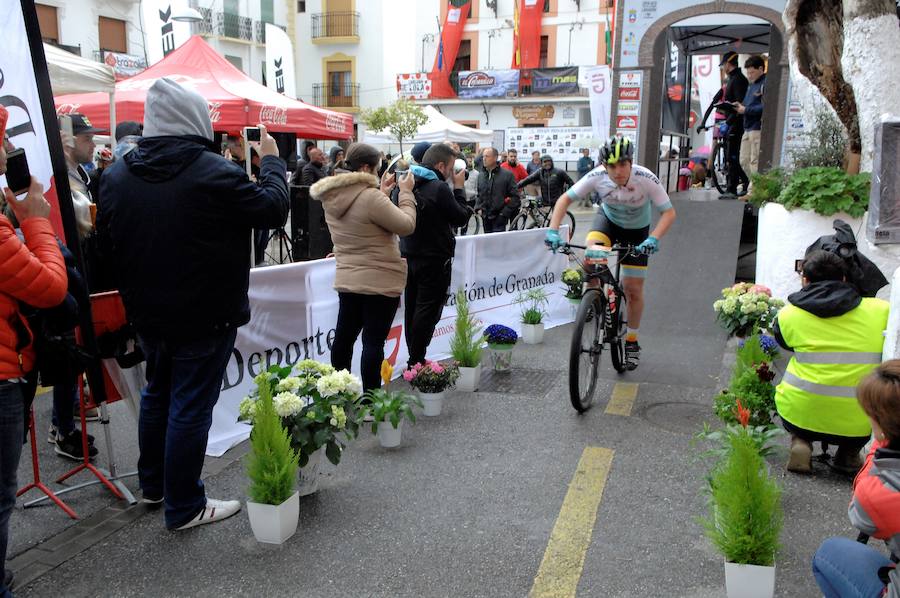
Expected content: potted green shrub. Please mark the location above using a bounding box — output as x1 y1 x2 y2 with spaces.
365 388 422 448
701 423 782 598
450 289 485 391
403 360 459 416
515 288 549 344
245 380 300 544
484 324 518 372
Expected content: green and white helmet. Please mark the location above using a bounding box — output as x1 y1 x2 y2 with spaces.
599 136 634 165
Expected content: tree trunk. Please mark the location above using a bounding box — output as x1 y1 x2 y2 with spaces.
842 0 900 171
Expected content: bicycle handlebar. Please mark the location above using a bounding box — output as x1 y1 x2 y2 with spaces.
559 242 650 258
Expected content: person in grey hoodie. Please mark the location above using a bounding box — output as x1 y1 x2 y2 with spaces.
97 78 289 531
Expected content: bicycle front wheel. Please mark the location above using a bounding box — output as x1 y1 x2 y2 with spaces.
569 289 604 413
510 213 528 231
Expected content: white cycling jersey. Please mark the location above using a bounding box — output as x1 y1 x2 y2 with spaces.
568 164 673 229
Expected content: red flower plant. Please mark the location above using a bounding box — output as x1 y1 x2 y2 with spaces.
734 399 751 428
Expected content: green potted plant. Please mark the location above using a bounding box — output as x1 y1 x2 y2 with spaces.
245 380 300 544
403 360 459 416
450 289 485 391
239 359 365 496
701 416 782 598
365 387 422 448
484 324 518 372
561 268 584 304
515 287 549 344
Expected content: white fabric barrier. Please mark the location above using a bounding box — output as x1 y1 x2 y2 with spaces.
206 228 571 456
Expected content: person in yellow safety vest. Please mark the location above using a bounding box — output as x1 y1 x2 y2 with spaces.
773 249 890 475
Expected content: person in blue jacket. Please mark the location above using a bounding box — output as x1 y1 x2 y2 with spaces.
733 55 766 182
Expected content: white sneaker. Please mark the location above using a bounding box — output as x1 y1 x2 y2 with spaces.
173 498 241 531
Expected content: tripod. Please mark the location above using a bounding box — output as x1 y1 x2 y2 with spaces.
265 226 293 264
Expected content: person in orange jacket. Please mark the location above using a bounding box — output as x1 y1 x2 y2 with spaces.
0 105 68 596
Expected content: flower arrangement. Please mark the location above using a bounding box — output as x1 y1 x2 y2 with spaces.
245 376 299 506
713 283 784 337
515 288 549 325
403 360 459 393
713 333 779 428
561 268 584 300
365 388 422 434
449 289 485 368
238 359 364 467
484 324 518 348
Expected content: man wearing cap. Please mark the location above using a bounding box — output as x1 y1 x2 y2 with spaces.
60 114 103 239
720 52 749 196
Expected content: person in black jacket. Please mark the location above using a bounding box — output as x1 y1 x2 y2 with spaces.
515 154 574 207
300 146 327 187
720 52 749 195
97 78 288 532
475 147 520 233
401 143 470 367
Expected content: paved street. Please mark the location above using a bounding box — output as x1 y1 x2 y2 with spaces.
10 200 865 597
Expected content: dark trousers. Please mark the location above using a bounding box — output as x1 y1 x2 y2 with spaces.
726 131 749 193
137 328 237 529
331 292 400 393
0 381 24 597
254 229 269 266
404 257 453 367
51 376 79 437
782 417 870 453
483 213 510 233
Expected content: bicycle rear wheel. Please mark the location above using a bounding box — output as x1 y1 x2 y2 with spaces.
569 289 604 413
710 140 729 194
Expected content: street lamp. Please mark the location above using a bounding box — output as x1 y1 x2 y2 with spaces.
421 33 435 73
487 29 501 69
172 6 203 23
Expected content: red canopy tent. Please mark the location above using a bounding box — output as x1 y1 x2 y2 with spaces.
55 36 353 140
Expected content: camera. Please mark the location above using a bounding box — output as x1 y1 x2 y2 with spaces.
244 127 261 142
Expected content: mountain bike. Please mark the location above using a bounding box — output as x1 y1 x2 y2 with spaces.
455 210 483 236
697 124 748 197
558 242 649 413
510 195 576 236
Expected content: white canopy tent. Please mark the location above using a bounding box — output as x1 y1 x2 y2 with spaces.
362 105 494 145
45 43 117 142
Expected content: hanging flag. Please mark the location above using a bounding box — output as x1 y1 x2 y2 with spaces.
265 24 297 99
609 0 617 68
605 7 612 65
429 0 471 98
512 0 543 69
511 0 520 68
142 0 192 65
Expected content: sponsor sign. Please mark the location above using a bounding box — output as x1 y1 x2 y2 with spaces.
618 101 640 116
617 87 641 101
617 130 638 144
457 69 519 99
505 126 594 162
397 72 432 100
141 0 191 65
512 105 555 121
584 64 612 141
616 115 638 129
258 105 287 125
208 229 571 456
265 24 297 99
102 51 147 80
531 66 579 96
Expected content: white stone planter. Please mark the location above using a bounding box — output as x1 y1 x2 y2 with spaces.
419 390 445 416
247 491 299 545
488 344 515 371
724 561 775 598
521 323 545 344
377 419 402 448
457 365 482 392
298 448 323 496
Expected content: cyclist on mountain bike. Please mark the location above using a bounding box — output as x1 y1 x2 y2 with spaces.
545 136 676 369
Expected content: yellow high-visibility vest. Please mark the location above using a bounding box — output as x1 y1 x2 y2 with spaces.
775 297 889 437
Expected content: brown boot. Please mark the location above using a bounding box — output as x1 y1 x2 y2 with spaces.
830 445 864 475
787 435 813 474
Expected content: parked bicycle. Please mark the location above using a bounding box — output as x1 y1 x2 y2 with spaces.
510 195 576 237
455 210 483 236
558 241 650 413
697 123 748 197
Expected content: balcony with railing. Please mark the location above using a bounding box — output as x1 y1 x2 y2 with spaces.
197 7 254 42
312 82 360 111
254 21 287 44
310 12 360 43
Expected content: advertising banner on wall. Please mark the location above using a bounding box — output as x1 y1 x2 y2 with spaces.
141 0 192 66
207 228 571 456
397 73 433 99
457 69 520 99
616 70 643 143
532 67 580 95
584 65 612 141
102 51 148 80
506 126 595 162
662 40 688 134
265 24 297 99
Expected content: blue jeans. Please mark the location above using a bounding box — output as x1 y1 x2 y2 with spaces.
51 376 79 437
137 329 237 529
813 536 892 597
0 381 25 598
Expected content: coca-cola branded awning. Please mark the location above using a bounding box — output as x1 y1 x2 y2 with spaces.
55 36 353 139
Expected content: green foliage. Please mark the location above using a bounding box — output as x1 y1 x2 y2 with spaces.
777 167 871 218
359 99 428 152
746 168 788 209
694 422 786 464
561 268 584 299
364 388 422 435
450 289 485 367
789 109 847 170
245 380 299 505
701 430 782 566
714 336 777 427
515 287 549 325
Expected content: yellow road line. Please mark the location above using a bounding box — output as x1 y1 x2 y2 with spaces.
529 447 615 598
604 382 639 417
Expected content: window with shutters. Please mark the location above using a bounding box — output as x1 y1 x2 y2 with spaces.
98 16 127 53
539 35 549 68
36 4 59 43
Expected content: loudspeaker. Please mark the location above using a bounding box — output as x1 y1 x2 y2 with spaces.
308 192 333 259
290 185 309 261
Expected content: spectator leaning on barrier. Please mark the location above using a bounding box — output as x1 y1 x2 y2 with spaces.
401 143 470 368
311 142 416 392
98 78 289 531
0 104 68 597
812 360 900 598
733 54 766 181
773 249 890 476
475 147 520 233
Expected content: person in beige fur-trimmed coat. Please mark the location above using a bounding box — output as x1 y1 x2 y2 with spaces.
310 142 416 392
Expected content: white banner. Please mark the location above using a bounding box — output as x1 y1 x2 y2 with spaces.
506 126 594 162
692 55 720 151
397 73 432 100
585 65 612 142
207 228 571 456
141 0 192 66
265 24 296 99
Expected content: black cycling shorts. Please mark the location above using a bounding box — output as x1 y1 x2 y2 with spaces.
586 209 650 277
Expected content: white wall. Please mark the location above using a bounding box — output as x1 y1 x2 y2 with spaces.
38 0 144 61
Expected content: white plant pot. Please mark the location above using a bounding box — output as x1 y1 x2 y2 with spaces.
298 448 323 496
247 491 299 545
522 323 545 344
378 419 403 448
457 365 482 392
419 390 445 416
488 344 515 371
724 561 776 598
